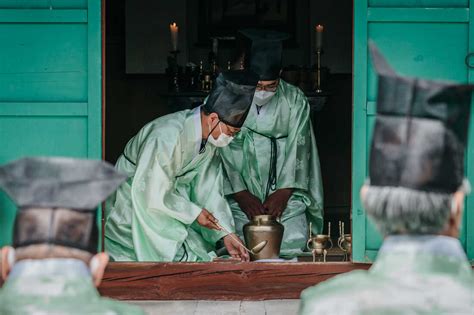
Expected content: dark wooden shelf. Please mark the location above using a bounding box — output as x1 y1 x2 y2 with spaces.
159 91 209 97
158 90 330 98
99 262 369 301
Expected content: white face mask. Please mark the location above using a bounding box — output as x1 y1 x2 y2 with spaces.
208 122 234 147
254 90 276 106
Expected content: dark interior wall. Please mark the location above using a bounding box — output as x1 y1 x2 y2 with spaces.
106 0 172 163
124 0 311 73
310 1 353 74
315 74 352 234
123 0 353 74
125 0 188 73
185 0 312 71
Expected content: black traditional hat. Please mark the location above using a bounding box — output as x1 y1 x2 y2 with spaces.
369 42 474 193
203 69 258 128
0 157 126 253
237 29 289 81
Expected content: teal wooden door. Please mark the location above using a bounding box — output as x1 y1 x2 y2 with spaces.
353 0 474 262
0 0 102 246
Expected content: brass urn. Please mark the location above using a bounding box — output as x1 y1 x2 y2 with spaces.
243 215 284 261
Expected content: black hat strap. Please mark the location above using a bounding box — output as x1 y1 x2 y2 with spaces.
246 127 287 199
200 119 221 154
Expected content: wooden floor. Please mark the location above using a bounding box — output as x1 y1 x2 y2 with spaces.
99 261 370 300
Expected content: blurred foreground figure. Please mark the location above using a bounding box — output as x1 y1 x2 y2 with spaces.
299 43 474 315
0 157 145 315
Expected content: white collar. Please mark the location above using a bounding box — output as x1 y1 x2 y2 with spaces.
9 258 91 279
193 106 202 155
380 235 467 259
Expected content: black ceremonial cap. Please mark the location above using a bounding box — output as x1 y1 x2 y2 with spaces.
203 69 258 128
368 41 474 193
0 157 126 253
237 29 289 81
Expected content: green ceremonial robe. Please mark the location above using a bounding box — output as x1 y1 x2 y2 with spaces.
105 107 234 262
0 259 144 315
220 80 324 257
299 235 474 315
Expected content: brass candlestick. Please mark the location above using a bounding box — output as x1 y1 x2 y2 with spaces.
315 49 323 93
307 222 332 262
168 50 181 92
338 221 352 261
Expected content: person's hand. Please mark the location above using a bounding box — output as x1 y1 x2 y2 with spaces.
263 189 293 218
233 190 266 219
197 209 221 230
223 233 250 262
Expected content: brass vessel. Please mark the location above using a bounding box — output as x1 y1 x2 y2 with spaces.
243 215 284 261
307 222 332 262
337 221 351 261
307 234 333 255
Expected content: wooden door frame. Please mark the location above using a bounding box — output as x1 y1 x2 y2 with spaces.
98 0 361 301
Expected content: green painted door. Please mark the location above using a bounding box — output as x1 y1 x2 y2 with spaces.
353 0 474 262
0 0 102 246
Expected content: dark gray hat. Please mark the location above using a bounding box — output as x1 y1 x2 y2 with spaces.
237 29 289 81
203 69 258 128
0 157 126 209
0 157 126 253
369 41 474 193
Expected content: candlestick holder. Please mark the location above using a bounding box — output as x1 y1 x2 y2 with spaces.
315 49 323 93
170 50 181 63
307 222 332 262
337 221 351 262
166 50 182 92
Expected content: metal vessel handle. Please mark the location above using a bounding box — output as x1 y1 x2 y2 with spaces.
327 238 333 250
306 238 314 250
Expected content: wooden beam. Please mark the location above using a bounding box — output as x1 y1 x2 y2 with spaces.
367 8 469 23
0 102 88 116
0 9 87 23
99 262 370 301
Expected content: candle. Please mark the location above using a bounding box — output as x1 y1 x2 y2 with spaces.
170 22 179 51
316 24 324 51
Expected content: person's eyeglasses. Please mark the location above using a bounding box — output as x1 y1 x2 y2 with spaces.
222 123 240 136
256 81 279 92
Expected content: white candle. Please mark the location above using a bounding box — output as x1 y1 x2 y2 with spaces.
316 24 324 51
170 22 179 51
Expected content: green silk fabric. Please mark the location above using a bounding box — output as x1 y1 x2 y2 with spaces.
220 80 324 257
0 259 144 315
105 108 234 261
299 236 474 315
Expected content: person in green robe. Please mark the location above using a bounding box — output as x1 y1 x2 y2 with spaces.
299 43 474 315
220 29 324 258
0 157 145 315
105 70 258 262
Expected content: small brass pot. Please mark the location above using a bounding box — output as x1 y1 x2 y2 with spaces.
307 234 333 255
243 215 284 261
338 234 352 254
